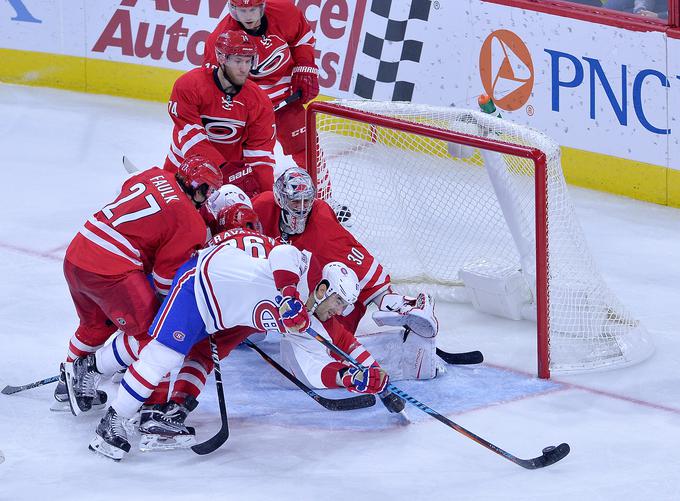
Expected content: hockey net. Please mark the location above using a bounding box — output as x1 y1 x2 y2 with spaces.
305 100 653 378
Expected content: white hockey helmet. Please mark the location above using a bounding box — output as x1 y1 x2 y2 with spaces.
207 184 252 217
311 262 360 315
274 167 316 235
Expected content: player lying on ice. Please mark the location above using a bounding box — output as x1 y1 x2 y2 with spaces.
63 212 396 460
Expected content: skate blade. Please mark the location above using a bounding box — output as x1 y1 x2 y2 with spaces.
139 433 196 452
50 399 106 413
61 362 81 416
88 435 127 461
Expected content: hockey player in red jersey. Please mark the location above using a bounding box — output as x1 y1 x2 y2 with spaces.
59 155 222 415
203 0 319 169
165 29 277 197
253 167 441 384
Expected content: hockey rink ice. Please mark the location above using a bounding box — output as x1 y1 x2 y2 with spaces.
1 83 679 499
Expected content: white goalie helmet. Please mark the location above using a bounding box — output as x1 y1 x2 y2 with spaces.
274 167 316 235
311 262 360 315
206 184 252 217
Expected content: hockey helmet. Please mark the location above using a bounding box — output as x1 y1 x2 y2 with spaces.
215 30 258 67
177 155 222 206
216 203 262 233
274 167 316 235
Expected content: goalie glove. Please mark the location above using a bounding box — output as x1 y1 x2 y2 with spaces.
291 65 319 104
372 293 438 338
340 363 389 394
278 287 310 333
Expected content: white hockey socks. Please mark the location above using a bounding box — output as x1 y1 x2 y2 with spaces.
95 332 140 377
112 340 184 418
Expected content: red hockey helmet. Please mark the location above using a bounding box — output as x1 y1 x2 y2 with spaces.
217 203 263 233
177 155 223 205
215 30 258 66
230 0 265 7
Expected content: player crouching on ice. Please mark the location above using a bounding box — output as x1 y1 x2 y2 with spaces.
76 222 389 460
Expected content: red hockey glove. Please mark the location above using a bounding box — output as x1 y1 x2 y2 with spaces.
278 288 310 333
291 65 319 104
341 364 389 394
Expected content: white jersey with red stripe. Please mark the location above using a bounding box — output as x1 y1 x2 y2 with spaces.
193 242 312 334
163 66 276 180
203 0 316 105
65 167 208 295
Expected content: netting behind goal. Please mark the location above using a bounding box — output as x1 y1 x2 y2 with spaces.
305 100 653 377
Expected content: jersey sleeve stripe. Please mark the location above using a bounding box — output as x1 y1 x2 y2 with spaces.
197 245 227 332
152 271 173 286
167 148 182 167
79 226 143 267
357 258 379 290
178 124 204 142
180 132 209 156
243 149 274 157
362 283 391 306
151 268 195 339
258 77 292 89
87 217 142 258
267 87 291 100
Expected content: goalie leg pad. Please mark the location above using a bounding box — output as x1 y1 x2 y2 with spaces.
372 293 438 338
357 329 438 381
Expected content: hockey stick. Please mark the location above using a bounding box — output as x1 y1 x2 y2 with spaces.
1 375 59 395
243 339 376 411
437 348 484 365
306 327 570 470
273 90 302 112
122 155 138 174
191 335 230 455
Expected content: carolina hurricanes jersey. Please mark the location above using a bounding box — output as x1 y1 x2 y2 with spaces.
203 0 316 105
65 168 208 295
164 66 276 182
252 192 391 308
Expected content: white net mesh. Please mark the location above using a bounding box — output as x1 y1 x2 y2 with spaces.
309 100 653 374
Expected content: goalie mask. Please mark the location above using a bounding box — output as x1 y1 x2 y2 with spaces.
274 167 316 235
310 262 360 318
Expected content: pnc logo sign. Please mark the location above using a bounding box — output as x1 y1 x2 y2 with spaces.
479 30 534 111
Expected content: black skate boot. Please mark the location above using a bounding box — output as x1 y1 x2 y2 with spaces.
61 354 106 416
379 391 406 414
52 364 107 412
139 396 198 451
89 406 131 461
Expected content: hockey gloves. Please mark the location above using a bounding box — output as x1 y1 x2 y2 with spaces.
291 65 319 104
279 287 310 333
341 364 389 394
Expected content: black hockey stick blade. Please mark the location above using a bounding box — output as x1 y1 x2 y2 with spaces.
520 443 571 469
436 348 484 365
243 339 375 411
191 423 230 455
2 375 60 395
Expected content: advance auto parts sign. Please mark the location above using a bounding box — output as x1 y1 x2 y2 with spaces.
479 29 534 112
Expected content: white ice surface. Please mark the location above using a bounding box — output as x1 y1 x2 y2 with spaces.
1 84 679 500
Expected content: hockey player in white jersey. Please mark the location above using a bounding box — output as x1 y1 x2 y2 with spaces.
88 231 389 460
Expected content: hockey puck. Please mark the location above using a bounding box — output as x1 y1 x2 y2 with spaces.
542 446 557 454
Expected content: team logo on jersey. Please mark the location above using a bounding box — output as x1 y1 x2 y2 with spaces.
201 115 246 144
250 36 290 77
221 95 233 110
173 331 186 341
253 300 286 332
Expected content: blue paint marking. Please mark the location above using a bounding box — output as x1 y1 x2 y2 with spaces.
188 340 564 431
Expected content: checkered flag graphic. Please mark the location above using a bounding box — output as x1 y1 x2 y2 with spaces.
354 0 431 101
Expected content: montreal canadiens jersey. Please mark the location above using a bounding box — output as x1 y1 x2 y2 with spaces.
65 168 208 295
194 241 312 334
203 0 316 105
164 66 276 182
252 191 391 307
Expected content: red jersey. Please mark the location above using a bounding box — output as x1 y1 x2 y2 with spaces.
203 0 316 105
65 168 208 295
164 66 276 186
252 192 391 308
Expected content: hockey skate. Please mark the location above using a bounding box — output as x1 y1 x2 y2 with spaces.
51 365 107 412
138 397 198 452
61 354 105 416
89 406 131 461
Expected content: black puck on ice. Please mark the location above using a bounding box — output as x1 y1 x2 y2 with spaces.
542 446 557 454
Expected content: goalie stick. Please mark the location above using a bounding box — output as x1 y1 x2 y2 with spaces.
191 335 230 455
306 327 570 470
2 375 59 395
243 339 376 411
436 348 484 365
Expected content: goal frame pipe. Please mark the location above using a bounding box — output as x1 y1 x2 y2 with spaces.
305 101 551 379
